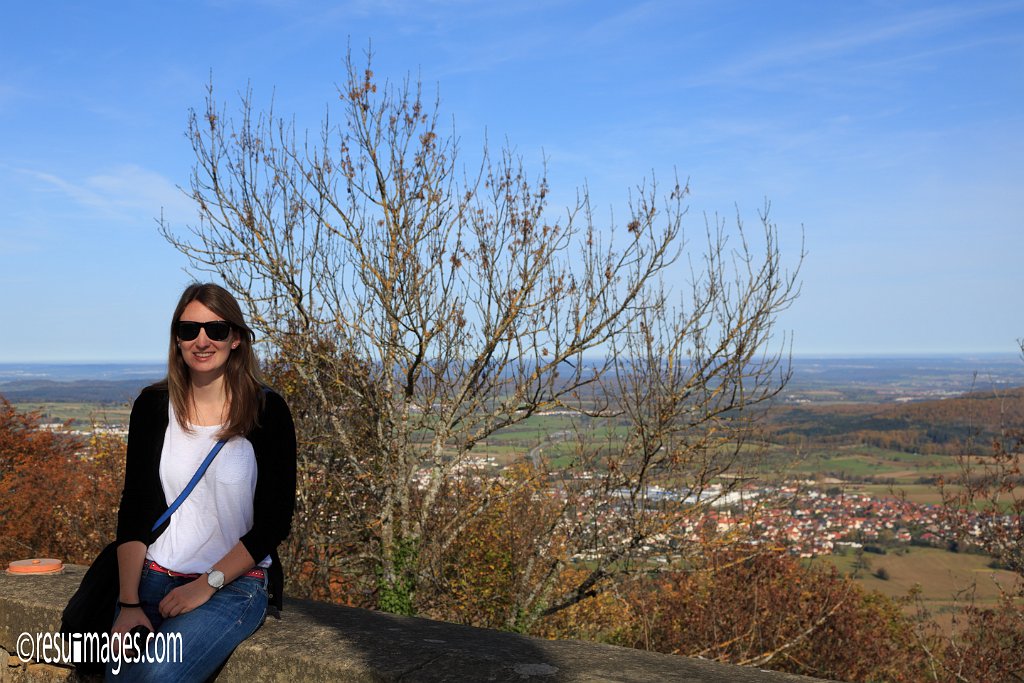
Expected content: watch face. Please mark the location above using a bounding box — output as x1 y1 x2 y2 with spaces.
207 570 225 589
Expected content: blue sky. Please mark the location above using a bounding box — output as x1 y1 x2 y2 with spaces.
1 1 1021 362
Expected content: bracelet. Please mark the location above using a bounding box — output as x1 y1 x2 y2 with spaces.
118 601 143 609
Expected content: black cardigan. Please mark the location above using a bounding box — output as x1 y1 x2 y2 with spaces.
115 385 297 609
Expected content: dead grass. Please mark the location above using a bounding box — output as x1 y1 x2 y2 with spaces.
858 548 1019 601
818 547 1022 635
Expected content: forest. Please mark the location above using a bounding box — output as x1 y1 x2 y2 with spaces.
766 387 1024 456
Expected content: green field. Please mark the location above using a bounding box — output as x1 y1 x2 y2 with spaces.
780 444 962 483
773 444 1024 507
13 401 132 427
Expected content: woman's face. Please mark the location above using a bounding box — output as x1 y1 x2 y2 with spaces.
177 300 239 381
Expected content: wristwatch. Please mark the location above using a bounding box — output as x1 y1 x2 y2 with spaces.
206 569 225 590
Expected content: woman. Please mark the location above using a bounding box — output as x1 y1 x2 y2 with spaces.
109 283 296 681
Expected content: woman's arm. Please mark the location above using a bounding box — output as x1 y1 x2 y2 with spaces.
111 541 153 634
157 542 257 618
111 388 165 634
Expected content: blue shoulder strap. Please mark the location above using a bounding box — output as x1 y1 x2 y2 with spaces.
150 439 228 532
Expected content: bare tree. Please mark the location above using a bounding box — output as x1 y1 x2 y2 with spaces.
162 50 802 626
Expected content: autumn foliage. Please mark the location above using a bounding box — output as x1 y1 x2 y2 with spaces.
263 333 384 607
3 391 1024 680
537 548 934 682
937 596 1024 682
0 396 124 565
421 462 566 630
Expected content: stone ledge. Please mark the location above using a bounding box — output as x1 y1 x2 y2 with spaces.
0 566 837 682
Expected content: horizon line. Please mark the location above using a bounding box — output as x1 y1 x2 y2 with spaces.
0 351 1020 366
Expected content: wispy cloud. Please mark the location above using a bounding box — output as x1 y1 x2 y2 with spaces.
574 0 670 46
687 1 1024 88
19 165 194 223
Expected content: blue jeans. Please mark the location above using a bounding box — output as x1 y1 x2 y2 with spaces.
106 566 268 682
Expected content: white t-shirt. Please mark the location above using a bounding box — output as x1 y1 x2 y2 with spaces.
146 404 269 573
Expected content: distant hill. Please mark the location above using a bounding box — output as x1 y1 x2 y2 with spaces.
0 379 153 403
767 386 1024 454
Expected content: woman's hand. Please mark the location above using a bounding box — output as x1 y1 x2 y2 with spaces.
111 606 153 636
159 578 217 618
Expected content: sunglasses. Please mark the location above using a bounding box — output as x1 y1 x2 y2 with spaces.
176 320 234 342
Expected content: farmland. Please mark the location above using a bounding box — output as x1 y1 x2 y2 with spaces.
817 546 1022 632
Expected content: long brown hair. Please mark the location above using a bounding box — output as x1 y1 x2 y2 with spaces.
160 282 263 438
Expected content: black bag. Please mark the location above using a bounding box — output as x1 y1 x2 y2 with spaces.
58 438 227 673
59 541 119 672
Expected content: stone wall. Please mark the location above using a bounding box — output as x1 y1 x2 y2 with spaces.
1 565 836 682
